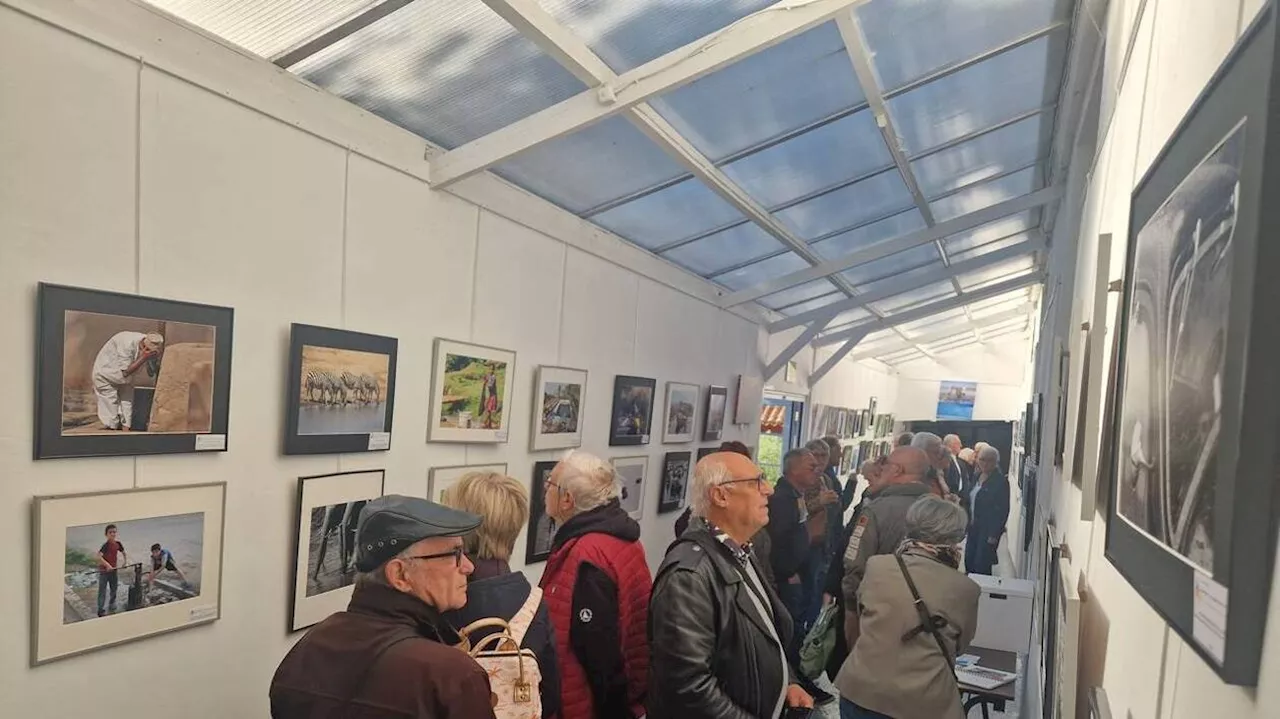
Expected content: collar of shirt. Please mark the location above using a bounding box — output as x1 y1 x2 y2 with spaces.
697 517 754 565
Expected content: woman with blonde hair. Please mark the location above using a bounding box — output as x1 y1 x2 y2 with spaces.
441 471 561 717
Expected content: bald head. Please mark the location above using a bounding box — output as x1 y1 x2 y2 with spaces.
701 451 759 480
884 446 930 486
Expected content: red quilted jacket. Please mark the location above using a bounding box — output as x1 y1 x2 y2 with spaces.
540 500 651 719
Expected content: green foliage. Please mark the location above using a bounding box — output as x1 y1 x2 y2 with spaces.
758 434 783 485
441 356 507 420
65 547 96 571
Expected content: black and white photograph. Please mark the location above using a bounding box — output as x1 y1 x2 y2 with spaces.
1115 122 1243 574
659 452 691 514
662 382 699 444
526 461 559 563
285 324 398 455
696 446 717 463
702 385 728 442
292 470 384 631
611 456 648 520
32 483 226 665
35 284 234 459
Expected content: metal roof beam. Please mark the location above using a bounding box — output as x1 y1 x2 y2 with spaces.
810 328 870 385
272 0 418 68
763 309 842 381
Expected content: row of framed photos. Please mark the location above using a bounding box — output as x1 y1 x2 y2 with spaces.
31 445 732 666
34 283 735 459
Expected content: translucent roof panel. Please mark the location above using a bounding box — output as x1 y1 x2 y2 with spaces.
957 256 1038 291
896 307 968 338
722 111 892 208
291 0 586 150
777 171 914 240
840 243 941 289
853 260 948 297
885 35 1066 153
930 166 1040 223
811 210 927 259
649 22 865 161
538 0 777 73
912 112 1051 197
826 307 873 330
778 292 847 317
710 250 810 291
492 116 686 214
856 0 1070 90
759 279 843 311
943 211 1038 255
870 281 956 315
926 336 980 354
144 0 386 58
952 231 1039 264
588 178 742 250
664 224 788 277
970 290 1034 317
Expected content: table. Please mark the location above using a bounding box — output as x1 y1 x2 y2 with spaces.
957 645 1018 719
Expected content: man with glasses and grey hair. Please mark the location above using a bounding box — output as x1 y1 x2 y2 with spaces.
649 452 814 718
270 495 498 718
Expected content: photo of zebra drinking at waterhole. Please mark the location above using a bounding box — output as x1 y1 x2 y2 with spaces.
297 345 390 435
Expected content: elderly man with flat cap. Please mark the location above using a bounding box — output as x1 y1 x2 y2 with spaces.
270 495 497 719
648 451 814 718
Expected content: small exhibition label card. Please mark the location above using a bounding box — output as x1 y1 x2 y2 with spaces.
189 604 218 623
367 432 391 451
195 434 226 451
1192 572 1228 664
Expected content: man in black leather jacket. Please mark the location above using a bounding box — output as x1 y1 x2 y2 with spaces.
648 452 814 718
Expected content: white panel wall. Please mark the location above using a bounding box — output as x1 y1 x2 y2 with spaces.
1034 1 1280 717
890 338 1032 421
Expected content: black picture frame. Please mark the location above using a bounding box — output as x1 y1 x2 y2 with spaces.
35 283 234 459
525 461 559 563
1104 6 1280 686
658 451 692 514
608 375 656 446
696 446 717 463
284 323 398 455
701 385 728 442
1053 344 1070 467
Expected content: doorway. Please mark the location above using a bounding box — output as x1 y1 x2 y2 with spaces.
759 393 805 484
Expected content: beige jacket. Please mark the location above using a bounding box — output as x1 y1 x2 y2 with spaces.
834 551 980 719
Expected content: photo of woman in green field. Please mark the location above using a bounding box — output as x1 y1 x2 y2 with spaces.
439 354 508 430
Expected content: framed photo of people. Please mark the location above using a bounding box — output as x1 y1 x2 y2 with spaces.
530 366 587 451
701 385 728 442
658 451 692 514
1105 6 1280 685
662 382 699 444
291 470 385 632
34 283 234 459
608 375 656 446
31 482 227 665
284 324 397 455
428 339 516 443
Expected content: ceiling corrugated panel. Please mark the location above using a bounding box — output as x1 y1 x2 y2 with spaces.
588 178 743 250
758 279 842 311
811 209 928 259
957 257 1038 291
146 0 384 58
943 211 1039 254
663 223 787 276
776 171 914 240
870 280 956 315
709 250 810 290
912 112 1050 197
930 166 1041 223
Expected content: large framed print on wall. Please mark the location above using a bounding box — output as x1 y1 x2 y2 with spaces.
284 324 397 455
428 339 516 443
31 483 227 665
1105 6 1280 685
530 366 587 451
35 284 234 459
291 470 385 632
609 375 656 446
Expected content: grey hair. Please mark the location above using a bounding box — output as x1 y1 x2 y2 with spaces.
804 439 830 457
354 545 413 588
783 448 814 470
556 450 618 516
911 431 945 458
905 495 969 545
943 433 961 447
978 445 1001 464
689 458 735 519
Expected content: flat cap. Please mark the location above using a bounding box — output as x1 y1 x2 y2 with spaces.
354 494 482 572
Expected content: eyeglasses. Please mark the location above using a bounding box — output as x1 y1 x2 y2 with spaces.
402 546 466 568
720 476 768 492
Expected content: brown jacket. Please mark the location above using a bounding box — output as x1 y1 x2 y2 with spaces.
270 583 497 719
834 550 980 719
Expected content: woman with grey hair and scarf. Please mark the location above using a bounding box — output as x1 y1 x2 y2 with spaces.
834 495 980 719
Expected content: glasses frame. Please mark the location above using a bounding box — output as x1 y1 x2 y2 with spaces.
402 545 466 567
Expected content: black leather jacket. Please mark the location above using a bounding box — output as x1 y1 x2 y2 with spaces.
648 527 794 719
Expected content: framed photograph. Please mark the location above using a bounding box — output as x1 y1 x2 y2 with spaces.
702 385 728 442
659 451 692 514
428 464 508 504
611 455 648 520
1053 341 1070 467
608 375 656 446
1052 556 1082 719
284 324 397 455
696 446 717 463
735 374 764 424
526 461 559 564
937 380 978 421
428 339 516 443
662 382 699 444
1106 7 1280 685
531 366 587 451
32 482 226 665
1090 282 1125 519
35 283 234 459
291 470 385 632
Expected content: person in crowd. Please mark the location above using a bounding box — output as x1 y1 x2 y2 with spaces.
841 447 933 649
767 448 819 631
911 432 959 500
673 441 752 541
942 434 971 493
96 523 127 617
146 542 189 590
270 495 497 718
803 439 842 628
822 458 888 682
439 471 561 717
964 446 1011 576
834 496 980 719
824 435 858 511
540 451 651 719
973 441 992 464
649 452 814 718
957 447 976 477
895 431 915 447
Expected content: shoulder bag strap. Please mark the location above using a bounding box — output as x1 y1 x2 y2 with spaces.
339 629 421 711
508 586 543 647
894 552 956 673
